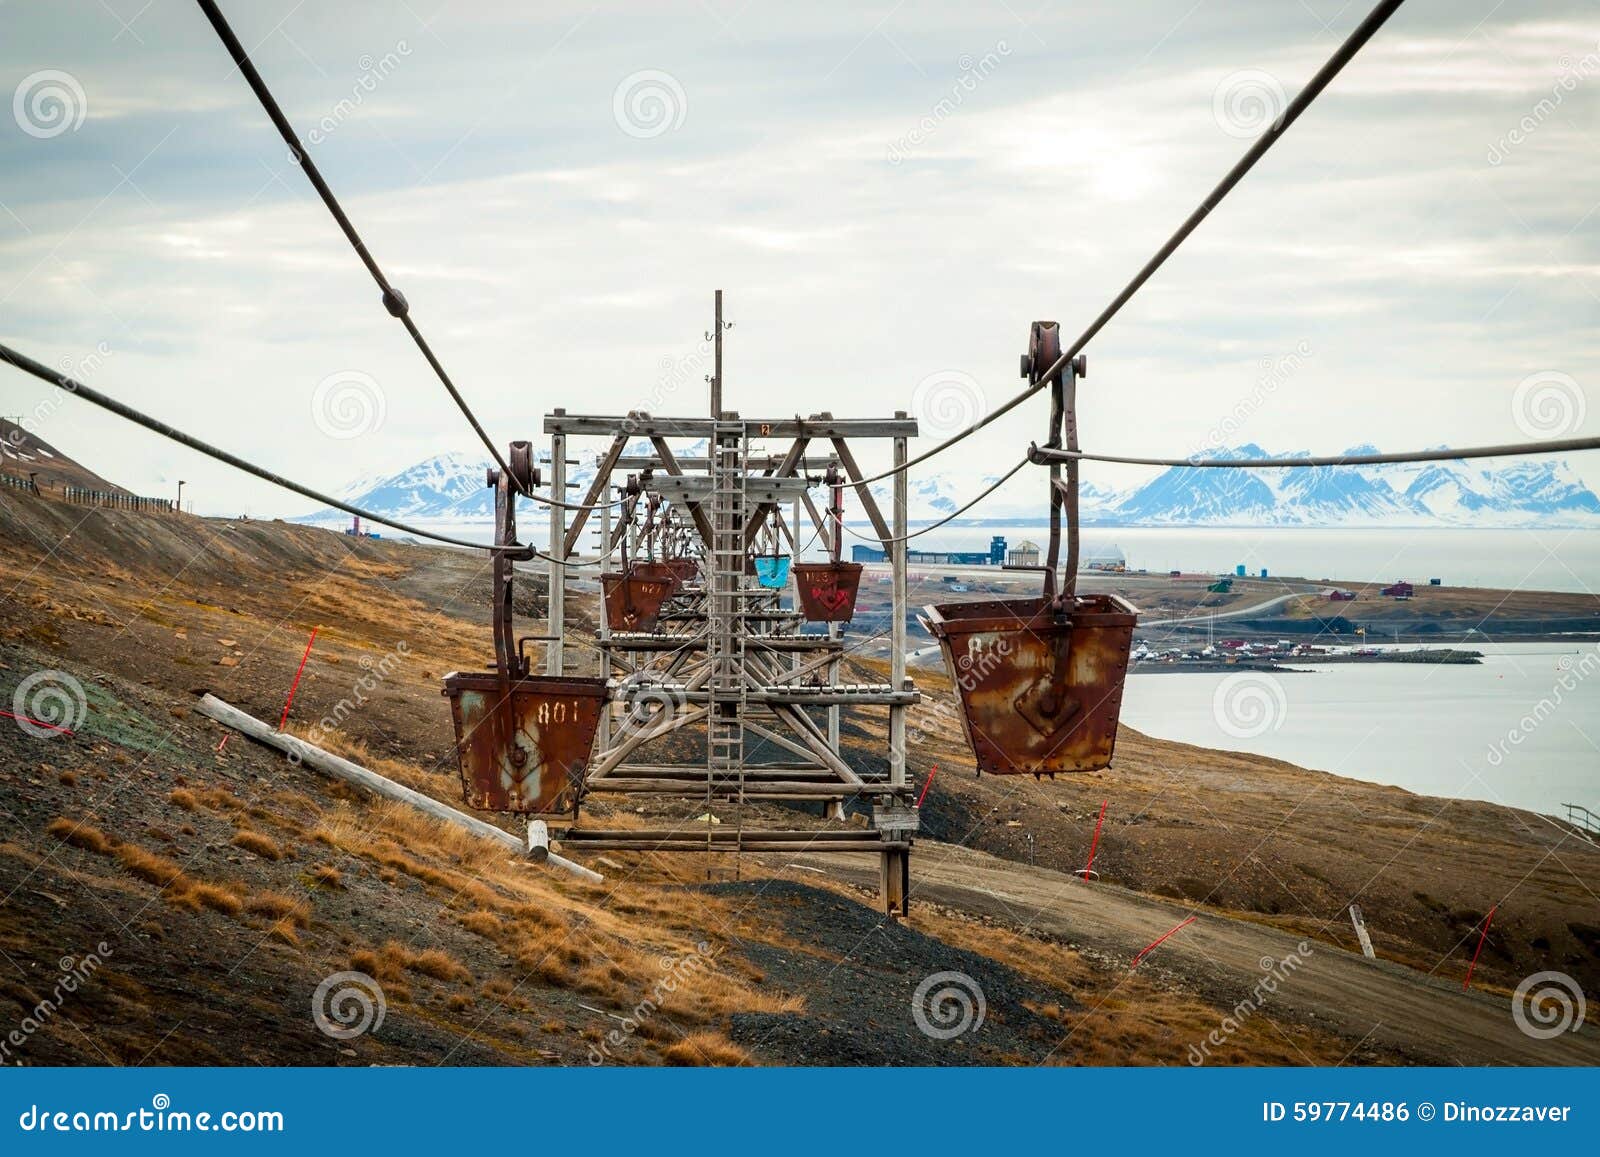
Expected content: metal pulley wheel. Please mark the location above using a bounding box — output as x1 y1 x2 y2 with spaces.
1020 321 1062 384
509 440 540 493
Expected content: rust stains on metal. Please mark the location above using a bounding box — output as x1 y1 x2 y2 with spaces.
922 594 1136 775
441 672 607 813
793 561 863 623
601 573 677 632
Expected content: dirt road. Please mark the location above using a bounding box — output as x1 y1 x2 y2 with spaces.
795 842 1600 1066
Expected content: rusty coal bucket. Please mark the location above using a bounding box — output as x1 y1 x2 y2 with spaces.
920 595 1137 774
629 560 683 588
601 572 677 632
793 561 864 623
662 558 700 585
441 672 608 814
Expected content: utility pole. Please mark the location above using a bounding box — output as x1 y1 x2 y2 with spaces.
710 289 723 419
176 479 185 513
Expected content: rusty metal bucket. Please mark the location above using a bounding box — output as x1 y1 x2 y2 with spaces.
441 672 608 813
601 572 676 632
662 558 700 585
793 561 864 623
629 561 683 588
920 595 1137 775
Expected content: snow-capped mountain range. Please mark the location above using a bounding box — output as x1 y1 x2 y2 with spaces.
299 440 1600 532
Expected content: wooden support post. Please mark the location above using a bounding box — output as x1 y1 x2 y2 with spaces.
884 416 910 913
1349 904 1376 959
879 847 908 916
527 819 550 863
548 422 566 676
598 495 613 745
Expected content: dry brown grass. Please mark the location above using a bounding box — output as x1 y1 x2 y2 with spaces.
45 817 112 854
308 864 343 889
185 882 245 917
114 843 186 890
406 947 472 983
231 830 283 860
245 891 311 928
168 788 198 811
661 1031 752 1066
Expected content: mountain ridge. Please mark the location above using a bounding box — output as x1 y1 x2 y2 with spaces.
298 441 1600 531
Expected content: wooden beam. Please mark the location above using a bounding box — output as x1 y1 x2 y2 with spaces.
743 437 808 548
564 431 628 558
544 415 918 439
827 422 893 546
649 434 715 547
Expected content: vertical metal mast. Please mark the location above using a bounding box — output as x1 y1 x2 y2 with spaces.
705 294 746 865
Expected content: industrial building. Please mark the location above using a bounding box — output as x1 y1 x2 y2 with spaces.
852 534 1007 566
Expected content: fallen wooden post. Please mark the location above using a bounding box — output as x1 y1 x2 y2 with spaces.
195 693 602 884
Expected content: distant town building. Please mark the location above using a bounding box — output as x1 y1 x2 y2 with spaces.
1007 540 1041 568
850 534 1008 567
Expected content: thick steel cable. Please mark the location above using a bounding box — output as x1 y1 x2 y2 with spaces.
0 340 509 552
1029 436 1600 469
193 0 514 487
853 0 1408 488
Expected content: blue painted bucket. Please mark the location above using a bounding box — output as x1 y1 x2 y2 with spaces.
753 555 791 589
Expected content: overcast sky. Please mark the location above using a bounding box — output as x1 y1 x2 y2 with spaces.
1 0 1596 514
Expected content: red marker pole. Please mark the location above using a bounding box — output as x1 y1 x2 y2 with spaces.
1132 916 1196 968
1463 904 1497 990
1082 798 1108 880
0 708 74 735
916 765 937 808
278 627 319 731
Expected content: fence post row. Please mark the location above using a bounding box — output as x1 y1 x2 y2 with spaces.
4 476 174 513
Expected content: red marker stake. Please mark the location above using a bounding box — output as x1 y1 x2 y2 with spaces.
915 765 937 808
0 708 74 735
1131 916 1196 968
278 627 319 731
1082 798 1108 880
1463 904 1497 990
